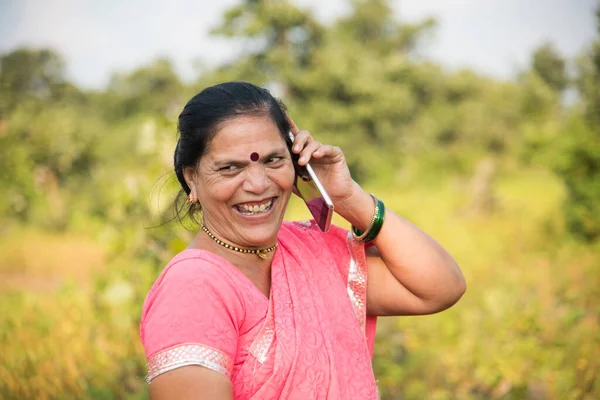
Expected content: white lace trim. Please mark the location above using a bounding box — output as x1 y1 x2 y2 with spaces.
146 343 233 383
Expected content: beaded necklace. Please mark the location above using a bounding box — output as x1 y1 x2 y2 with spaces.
201 224 277 259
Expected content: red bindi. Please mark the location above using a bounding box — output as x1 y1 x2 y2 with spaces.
250 152 259 162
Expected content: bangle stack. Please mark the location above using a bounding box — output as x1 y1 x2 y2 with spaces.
351 194 385 242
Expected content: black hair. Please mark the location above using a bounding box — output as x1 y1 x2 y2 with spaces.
173 81 291 223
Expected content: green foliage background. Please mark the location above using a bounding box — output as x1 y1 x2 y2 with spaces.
1 1 599 399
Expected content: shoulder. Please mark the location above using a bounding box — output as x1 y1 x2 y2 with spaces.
140 250 248 366
158 249 235 282
281 220 350 253
140 250 246 342
142 250 243 311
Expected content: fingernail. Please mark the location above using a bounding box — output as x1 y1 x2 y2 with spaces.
294 145 301 152
299 156 307 163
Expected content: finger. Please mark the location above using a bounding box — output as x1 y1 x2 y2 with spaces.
286 115 301 135
292 130 313 154
312 144 337 158
298 140 321 165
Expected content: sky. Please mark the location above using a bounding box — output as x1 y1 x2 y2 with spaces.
0 0 597 89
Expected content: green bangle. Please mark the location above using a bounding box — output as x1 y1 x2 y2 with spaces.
352 194 378 241
352 196 385 242
364 199 385 242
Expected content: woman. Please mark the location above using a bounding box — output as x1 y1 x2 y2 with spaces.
140 82 466 399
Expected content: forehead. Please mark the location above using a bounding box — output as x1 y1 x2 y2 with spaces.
205 115 286 160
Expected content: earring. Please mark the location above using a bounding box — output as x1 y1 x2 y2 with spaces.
188 192 197 203
266 178 271 184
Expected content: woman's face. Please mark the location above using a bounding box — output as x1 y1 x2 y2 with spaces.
190 114 295 247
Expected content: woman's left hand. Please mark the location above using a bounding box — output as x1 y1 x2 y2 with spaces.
287 116 357 206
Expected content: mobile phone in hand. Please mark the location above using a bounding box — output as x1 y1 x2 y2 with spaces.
286 131 334 232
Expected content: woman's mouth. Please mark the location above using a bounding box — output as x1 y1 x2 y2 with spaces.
234 198 275 215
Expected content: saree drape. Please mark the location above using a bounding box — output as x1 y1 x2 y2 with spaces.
141 221 379 399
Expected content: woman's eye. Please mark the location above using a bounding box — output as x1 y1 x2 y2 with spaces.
219 165 238 172
266 156 282 164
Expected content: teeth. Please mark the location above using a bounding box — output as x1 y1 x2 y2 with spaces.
237 199 273 214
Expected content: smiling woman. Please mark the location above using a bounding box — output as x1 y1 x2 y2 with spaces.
139 81 466 400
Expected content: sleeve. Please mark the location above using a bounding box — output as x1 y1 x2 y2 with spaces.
140 257 244 383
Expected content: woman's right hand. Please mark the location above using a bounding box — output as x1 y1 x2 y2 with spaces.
286 116 357 207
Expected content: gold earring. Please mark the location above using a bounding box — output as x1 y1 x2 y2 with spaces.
187 192 197 203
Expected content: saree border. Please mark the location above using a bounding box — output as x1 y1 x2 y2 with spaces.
248 304 275 364
146 343 233 383
346 232 368 332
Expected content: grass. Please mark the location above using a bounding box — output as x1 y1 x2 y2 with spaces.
0 229 107 292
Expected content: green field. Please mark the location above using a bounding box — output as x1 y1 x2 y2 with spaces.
1 169 598 399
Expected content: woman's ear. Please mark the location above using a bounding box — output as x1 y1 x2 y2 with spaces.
183 166 196 194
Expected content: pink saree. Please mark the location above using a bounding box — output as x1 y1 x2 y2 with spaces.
140 221 379 399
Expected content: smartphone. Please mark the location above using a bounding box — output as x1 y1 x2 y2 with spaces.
286 131 334 232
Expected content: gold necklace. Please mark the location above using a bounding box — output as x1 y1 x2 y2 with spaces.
201 224 277 259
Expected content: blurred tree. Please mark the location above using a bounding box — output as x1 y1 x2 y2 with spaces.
0 51 178 229
556 5 600 242
0 49 91 227
106 58 184 119
338 0 436 55
576 6 600 127
0 101 107 227
531 42 568 92
554 115 600 242
208 0 324 85
0 48 81 116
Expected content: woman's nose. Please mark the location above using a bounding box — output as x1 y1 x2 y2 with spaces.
242 165 270 193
